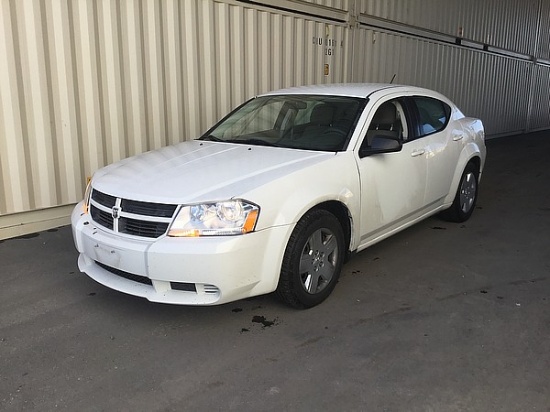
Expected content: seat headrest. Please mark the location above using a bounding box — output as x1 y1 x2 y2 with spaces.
310 104 334 125
372 103 397 125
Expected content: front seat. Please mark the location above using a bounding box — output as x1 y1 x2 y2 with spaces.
301 104 346 150
308 104 334 128
365 102 402 147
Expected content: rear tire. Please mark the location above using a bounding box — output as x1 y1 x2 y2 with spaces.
441 162 479 223
276 210 345 309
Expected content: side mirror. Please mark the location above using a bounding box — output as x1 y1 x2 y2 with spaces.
359 134 403 157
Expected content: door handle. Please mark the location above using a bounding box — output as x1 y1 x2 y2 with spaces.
452 132 464 141
411 149 425 157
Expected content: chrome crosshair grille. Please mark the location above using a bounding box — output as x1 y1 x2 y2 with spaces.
90 189 178 238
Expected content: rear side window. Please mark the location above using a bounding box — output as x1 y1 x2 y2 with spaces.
414 97 451 137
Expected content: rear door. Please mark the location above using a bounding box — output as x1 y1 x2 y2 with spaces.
410 96 461 206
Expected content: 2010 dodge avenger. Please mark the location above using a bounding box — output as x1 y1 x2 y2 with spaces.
71 83 486 308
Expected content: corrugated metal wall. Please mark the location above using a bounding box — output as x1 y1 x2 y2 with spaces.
352 0 549 135
0 0 350 237
359 0 541 56
351 28 534 135
529 64 550 131
1 0 549 238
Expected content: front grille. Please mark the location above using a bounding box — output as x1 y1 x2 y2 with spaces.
121 199 176 217
119 217 169 238
89 189 177 238
96 261 153 286
92 190 116 207
91 206 114 230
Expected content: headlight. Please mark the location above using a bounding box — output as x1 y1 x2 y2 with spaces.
168 200 259 237
82 178 92 214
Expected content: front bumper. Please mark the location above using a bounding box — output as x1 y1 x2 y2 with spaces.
71 202 292 305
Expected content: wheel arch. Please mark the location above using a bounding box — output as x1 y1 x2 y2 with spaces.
309 200 354 255
275 203 350 308
444 146 483 206
468 155 481 174
440 157 480 222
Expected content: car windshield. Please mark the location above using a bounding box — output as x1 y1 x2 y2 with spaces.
200 95 365 151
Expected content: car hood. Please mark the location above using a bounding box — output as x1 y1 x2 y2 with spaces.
92 141 334 204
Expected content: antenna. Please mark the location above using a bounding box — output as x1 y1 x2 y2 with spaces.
390 74 396 84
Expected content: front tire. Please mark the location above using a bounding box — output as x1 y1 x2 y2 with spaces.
441 162 479 222
276 210 345 309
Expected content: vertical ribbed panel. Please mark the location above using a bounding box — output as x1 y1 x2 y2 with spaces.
0 0 349 217
537 1 550 60
0 0 29 214
360 0 541 56
351 27 535 136
295 0 348 10
1 0 550 235
529 65 550 131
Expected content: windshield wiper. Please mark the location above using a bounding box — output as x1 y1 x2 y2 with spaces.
230 138 279 147
200 134 225 142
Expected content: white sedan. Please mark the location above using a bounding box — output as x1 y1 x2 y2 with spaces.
71 83 486 308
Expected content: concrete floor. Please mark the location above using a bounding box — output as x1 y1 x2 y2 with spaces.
1 132 549 411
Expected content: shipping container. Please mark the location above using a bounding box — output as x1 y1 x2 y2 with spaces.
1 0 549 238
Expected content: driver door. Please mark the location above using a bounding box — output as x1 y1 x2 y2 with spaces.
356 97 428 247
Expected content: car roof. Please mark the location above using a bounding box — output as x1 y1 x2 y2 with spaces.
260 83 418 98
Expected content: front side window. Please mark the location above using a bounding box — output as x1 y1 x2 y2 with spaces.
201 95 365 152
414 97 451 137
359 98 409 156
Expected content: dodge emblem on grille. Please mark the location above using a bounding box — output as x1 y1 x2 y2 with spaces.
111 206 121 219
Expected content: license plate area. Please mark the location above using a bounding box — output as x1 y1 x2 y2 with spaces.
81 228 149 277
